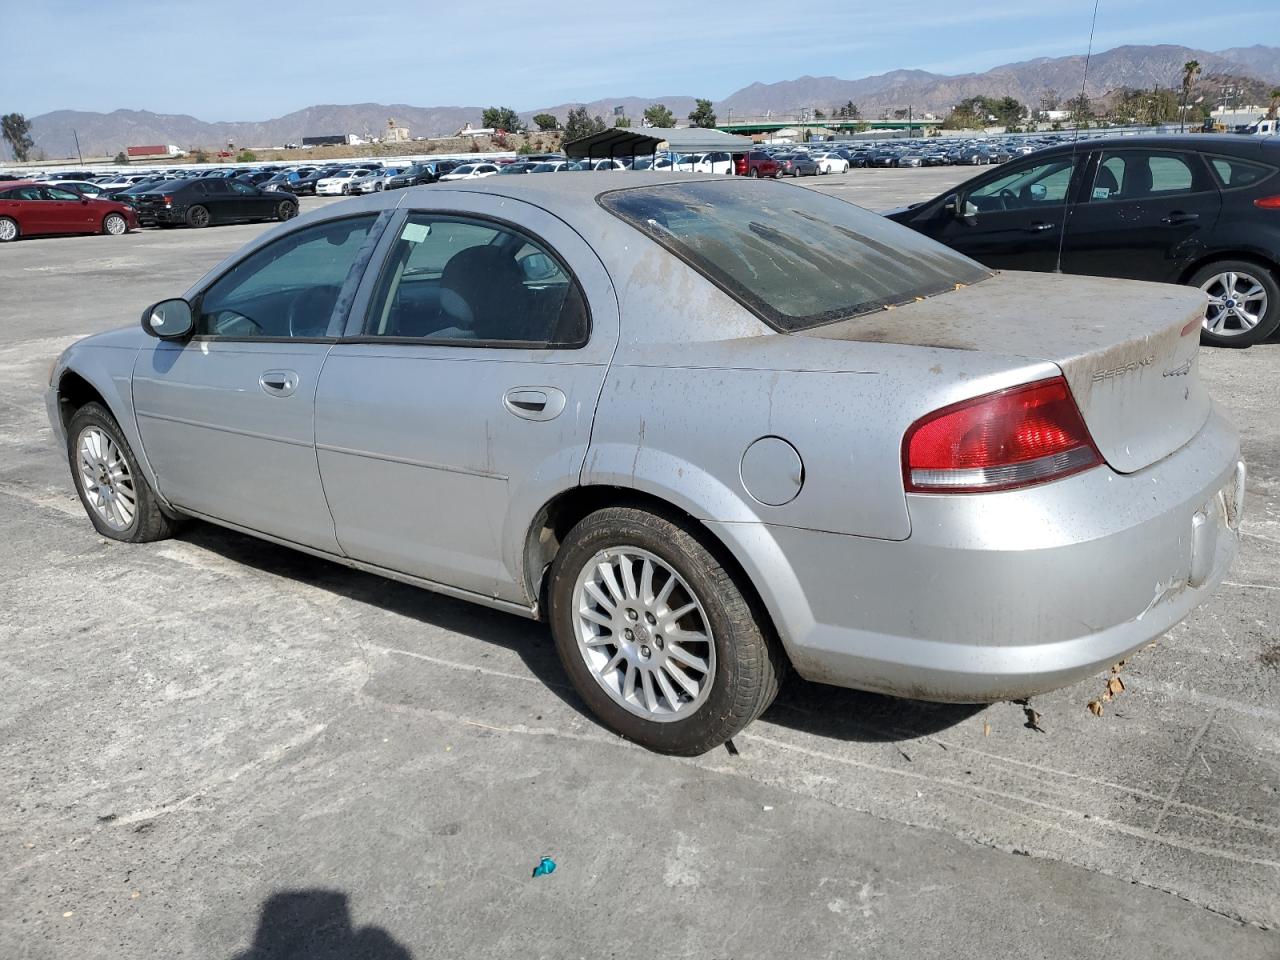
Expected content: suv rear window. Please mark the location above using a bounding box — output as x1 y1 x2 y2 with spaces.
1206 154 1276 190
599 180 990 332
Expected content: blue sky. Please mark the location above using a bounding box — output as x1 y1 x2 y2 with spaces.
10 0 1275 119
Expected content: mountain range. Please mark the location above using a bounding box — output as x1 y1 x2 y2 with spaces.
19 44 1280 159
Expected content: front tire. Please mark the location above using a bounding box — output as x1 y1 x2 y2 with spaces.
548 507 785 755
102 212 127 236
1193 260 1280 347
67 402 178 543
0 216 17 242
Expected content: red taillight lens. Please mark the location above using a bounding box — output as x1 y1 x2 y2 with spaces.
903 377 1102 494
1254 195 1280 210
162 195 173 205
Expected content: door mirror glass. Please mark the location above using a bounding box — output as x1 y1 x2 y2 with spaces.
141 298 194 340
1028 183 1047 201
519 252 558 282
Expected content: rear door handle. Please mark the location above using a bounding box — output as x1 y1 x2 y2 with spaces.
259 369 299 397
1027 221 1055 232
1161 211 1200 225
503 387 566 421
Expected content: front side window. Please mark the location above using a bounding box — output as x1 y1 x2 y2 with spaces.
600 179 990 332
194 215 377 339
46 187 81 201
968 156 1078 211
364 213 588 347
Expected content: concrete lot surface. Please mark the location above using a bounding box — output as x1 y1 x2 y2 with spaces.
1 170 1277 958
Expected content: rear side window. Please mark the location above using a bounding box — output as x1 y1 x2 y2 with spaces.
1207 155 1276 190
600 180 990 332
363 213 588 347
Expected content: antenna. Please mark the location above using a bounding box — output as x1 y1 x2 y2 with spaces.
1054 0 1101 274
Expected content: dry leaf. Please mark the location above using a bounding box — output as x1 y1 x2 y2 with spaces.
1023 707 1045 733
1110 660 1126 674
1087 699 1104 717
982 720 991 737
1107 677 1125 697
130 891 141 900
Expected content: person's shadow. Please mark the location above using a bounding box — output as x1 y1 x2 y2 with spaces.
231 890 412 960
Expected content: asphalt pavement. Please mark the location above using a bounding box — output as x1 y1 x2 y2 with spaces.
1 169 1277 959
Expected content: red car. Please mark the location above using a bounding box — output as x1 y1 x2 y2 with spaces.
0 181 139 242
734 151 782 178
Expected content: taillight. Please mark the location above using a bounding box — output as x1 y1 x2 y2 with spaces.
162 195 173 206
903 377 1102 494
1254 195 1280 210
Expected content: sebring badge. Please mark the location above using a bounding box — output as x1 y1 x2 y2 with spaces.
1091 355 1156 383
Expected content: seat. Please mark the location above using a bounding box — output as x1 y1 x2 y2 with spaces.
1093 166 1120 199
1121 161 1153 199
439 245 535 341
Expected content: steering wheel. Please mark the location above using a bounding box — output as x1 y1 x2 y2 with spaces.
209 310 264 337
996 188 1020 209
286 286 341 338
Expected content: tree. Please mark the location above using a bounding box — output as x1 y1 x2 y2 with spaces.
564 106 607 142
481 106 523 134
2 113 33 162
1268 87 1280 120
236 150 257 163
688 98 717 128
532 113 559 131
643 103 675 128
1065 93 1092 123
614 116 631 128
812 108 825 120
1180 60 1201 131
835 100 861 120
1040 88 1061 112
113 151 128 164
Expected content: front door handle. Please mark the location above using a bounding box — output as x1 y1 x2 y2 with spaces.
259 369 299 397
1160 211 1200 225
1026 221 1056 232
503 386 566 421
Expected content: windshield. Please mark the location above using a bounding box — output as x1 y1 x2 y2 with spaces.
600 180 991 332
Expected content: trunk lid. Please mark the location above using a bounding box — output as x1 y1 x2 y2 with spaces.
800 270 1209 473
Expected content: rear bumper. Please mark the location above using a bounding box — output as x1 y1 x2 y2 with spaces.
714 408 1243 702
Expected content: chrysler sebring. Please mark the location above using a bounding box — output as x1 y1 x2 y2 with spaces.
46 175 1244 754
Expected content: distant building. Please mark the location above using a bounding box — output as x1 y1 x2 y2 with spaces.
385 119 410 142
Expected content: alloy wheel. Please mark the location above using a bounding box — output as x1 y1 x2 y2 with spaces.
0 218 16 241
572 547 716 722
1201 270 1268 337
76 426 136 532
104 214 126 235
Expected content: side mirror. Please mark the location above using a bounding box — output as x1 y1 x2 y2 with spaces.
141 298 194 340
945 194 978 225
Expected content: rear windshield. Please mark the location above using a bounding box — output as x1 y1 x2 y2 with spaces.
599 180 990 332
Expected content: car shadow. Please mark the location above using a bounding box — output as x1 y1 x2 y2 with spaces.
177 522 982 747
230 889 413 960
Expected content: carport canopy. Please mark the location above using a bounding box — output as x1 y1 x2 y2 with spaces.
563 126 754 161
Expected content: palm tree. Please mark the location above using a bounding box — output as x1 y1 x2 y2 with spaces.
1270 87 1280 120
1180 60 1201 132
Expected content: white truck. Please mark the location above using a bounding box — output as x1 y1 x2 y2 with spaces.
1240 118 1278 137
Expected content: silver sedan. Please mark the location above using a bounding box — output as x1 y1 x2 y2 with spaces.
46 174 1243 754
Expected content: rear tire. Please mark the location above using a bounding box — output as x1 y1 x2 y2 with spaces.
1192 260 1280 348
548 507 785 755
0 216 17 242
276 200 298 221
67 402 178 543
748 168 759 178
186 205 210 228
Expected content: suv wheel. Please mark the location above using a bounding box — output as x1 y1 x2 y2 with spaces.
1193 260 1280 347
